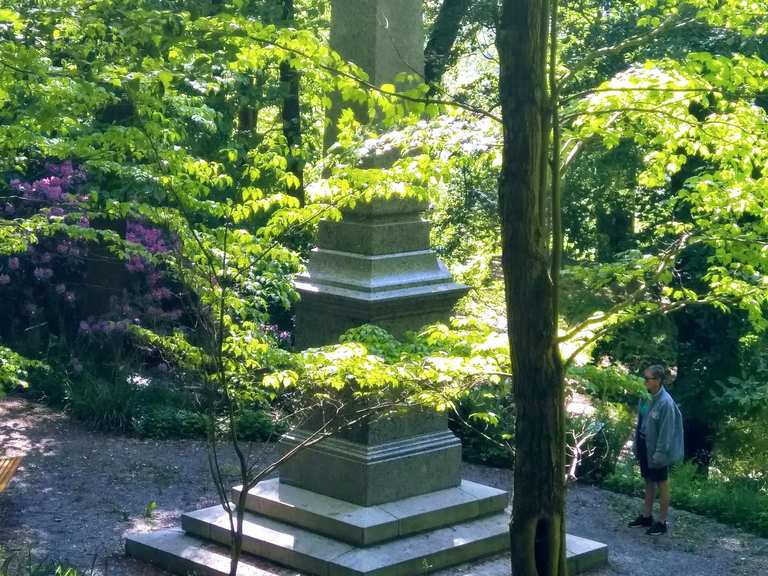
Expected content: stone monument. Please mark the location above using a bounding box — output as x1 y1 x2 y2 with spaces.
125 1 608 574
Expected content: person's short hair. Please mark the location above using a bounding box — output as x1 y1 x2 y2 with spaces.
645 364 667 384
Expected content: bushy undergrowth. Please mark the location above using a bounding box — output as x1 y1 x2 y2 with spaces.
568 401 635 483
604 460 768 537
132 405 284 441
0 346 50 396
0 546 81 576
131 404 208 439
451 364 638 477
449 387 515 468
13 364 285 441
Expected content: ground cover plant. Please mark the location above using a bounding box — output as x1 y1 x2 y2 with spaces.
605 459 768 537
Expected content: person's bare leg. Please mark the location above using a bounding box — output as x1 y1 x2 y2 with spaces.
643 480 656 518
658 480 670 522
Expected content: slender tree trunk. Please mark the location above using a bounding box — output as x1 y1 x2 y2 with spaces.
497 1 567 575
280 0 305 205
424 0 470 89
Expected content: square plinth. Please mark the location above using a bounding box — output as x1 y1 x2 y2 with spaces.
232 478 509 546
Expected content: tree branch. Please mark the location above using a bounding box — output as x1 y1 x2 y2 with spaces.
561 12 696 84
251 36 502 123
558 232 693 345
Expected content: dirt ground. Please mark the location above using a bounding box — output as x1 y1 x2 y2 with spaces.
1 396 767 576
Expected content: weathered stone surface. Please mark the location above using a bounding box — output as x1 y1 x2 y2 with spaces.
279 429 462 506
181 505 509 576
324 0 424 147
316 218 431 256
129 511 608 576
125 529 274 576
232 478 508 546
295 0 467 351
331 0 424 86
566 534 609 574
293 285 467 349
303 250 454 293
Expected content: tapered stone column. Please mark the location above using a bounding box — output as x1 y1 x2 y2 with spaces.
288 0 468 506
297 0 467 351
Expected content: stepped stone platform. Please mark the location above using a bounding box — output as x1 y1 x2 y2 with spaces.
231 478 508 546
126 478 608 576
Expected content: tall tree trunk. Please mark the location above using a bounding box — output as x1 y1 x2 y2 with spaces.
280 0 305 205
497 1 567 575
424 0 470 89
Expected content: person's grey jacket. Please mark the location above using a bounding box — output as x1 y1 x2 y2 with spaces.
638 386 685 468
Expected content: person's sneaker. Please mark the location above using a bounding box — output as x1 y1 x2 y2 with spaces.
646 521 668 535
628 514 653 527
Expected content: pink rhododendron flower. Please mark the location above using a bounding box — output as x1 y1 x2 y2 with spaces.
151 287 173 301
126 254 145 273
126 220 169 253
33 267 54 280
8 257 19 270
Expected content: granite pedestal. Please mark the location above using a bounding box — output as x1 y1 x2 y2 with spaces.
126 480 609 576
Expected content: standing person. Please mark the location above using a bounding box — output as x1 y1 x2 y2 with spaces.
627 364 684 535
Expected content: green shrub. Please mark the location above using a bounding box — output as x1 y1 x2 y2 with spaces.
65 373 136 432
0 346 50 398
568 401 635 483
601 459 644 496
0 546 81 576
604 460 768 536
567 364 645 404
132 404 208 439
448 388 515 468
235 408 285 441
131 403 284 441
715 407 768 486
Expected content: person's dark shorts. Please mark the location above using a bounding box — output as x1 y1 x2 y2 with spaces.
637 435 669 482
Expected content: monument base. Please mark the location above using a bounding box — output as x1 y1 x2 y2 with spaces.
126 478 608 576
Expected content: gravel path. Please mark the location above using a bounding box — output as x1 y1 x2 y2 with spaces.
2 396 767 576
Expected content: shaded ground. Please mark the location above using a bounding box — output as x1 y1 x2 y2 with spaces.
1 396 767 576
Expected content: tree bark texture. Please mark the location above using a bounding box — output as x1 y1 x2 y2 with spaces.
279 0 305 205
424 0 470 89
497 2 567 575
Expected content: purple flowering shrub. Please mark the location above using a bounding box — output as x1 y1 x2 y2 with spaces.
2 161 295 434
1 161 188 396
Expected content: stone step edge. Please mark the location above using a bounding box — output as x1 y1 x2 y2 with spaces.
182 505 508 576
127 526 607 576
231 478 509 546
178 505 607 576
125 529 273 576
